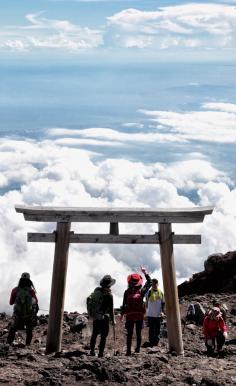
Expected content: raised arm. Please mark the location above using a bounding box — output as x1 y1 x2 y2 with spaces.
140 267 152 297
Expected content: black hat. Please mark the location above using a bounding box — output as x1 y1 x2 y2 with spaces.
21 272 30 279
100 275 116 288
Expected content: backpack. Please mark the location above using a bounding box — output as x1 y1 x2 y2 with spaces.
14 287 33 318
126 288 146 316
186 302 205 325
86 289 104 318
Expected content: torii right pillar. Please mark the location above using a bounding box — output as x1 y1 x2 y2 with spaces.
159 223 184 355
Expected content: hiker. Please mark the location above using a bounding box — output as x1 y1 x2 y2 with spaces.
146 278 165 347
87 274 116 357
185 302 206 326
203 307 228 355
212 299 228 321
7 272 39 346
70 314 88 335
120 266 151 356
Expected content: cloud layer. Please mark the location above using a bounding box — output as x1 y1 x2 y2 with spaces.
108 3 236 49
2 3 236 52
0 12 103 51
47 102 236 145
0 111 235 313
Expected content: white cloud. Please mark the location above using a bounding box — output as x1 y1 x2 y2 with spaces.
140 102 236 143
47 102 236 146
107 4 236 49
0 12 103 52
2 3 236 52
122 122 144 129
0 136 235 313
48 127 184 144
203 102 236 113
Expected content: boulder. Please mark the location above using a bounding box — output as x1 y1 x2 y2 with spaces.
178 251 236 296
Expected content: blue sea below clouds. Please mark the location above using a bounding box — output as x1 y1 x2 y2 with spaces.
0 60 236 177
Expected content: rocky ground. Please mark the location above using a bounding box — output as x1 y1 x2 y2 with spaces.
0 292 235 385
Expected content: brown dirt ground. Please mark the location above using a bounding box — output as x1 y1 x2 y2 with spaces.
0 292 235 385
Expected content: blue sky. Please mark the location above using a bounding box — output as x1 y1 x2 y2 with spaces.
0 1 236 312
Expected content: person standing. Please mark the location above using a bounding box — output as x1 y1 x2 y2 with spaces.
87 274 116 358
7 272 39 346
146 278 165 347
121 267 151 356
203 307 228 355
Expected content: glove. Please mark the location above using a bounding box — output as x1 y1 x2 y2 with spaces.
223 332 228 339
207 339 213 346
140 266 147 275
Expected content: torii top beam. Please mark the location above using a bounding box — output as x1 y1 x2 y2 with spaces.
15 205 213 223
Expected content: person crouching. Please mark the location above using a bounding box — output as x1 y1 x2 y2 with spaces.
203 307 228 355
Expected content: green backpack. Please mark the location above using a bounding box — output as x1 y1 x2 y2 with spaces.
86 290 103 318
14 287 33 318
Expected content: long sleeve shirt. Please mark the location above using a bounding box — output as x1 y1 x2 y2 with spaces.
121 274 152 321
93 287 114 322
203 315 227 339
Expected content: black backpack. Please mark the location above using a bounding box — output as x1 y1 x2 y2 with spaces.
86 289 103 318
14 287 33 318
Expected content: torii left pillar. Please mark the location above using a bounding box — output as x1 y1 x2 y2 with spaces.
46 222 71 354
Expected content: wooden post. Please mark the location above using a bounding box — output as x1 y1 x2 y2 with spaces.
110 222 119 235
159 223 184 355
46 221 71 354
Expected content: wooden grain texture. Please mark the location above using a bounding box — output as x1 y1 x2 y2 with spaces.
27 232 201 244
15 205 213 223
159 223 184 355
46 222 71 354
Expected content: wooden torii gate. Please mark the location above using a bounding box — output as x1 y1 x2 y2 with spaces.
15 205 213 355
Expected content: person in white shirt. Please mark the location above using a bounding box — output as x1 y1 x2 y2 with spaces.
146 278 165 347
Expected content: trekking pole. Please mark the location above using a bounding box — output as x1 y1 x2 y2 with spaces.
113 323 116 356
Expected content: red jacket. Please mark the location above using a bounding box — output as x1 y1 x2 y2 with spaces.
9 287 38 305
121 274 151 321
203 315 227 339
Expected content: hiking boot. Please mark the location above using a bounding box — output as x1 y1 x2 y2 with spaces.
90 351 95 356
98 353 103 358
135 348 140 353
126 350 132 356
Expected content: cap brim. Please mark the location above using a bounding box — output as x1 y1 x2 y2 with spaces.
129 279 143 287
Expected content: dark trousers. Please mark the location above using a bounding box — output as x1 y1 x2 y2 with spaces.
205 331 225 354
148 316 161 346
125 320 143 354
90 318 109 357
7 316 33 345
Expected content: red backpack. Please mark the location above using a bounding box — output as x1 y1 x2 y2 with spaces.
125 288 146 321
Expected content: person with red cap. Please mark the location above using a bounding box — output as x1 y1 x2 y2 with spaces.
120 267 151 356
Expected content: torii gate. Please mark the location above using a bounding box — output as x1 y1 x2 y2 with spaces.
15 205 213 355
